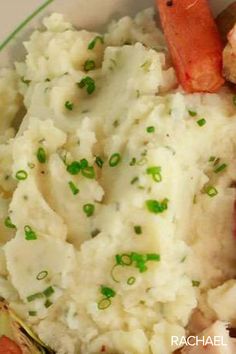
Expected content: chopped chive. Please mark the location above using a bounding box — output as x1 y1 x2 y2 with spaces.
83 203 95 217
84 59 96 71
146 166 162 183
113 120 119 127
24 225 37 240
197 118 206 127
127 276 136 285
43 286 54 297
37 147 47 163
97 297 111 310
109 153 121 167
95 156 104 168
188 110 197 117
28 311 37 316
27 292 44 302
214 163 227 174
65 101 74 111
81 166 95 179
91 228 100 238
78 76 96 95
146 199 169 214
36 270 48 281
15 170 28 181
146 126 155 133
44 299 53 308
134 225 142 235
213 157 221 166
88 36 104 50
116 254 132 266
21 77 31 85
129 158 136 166
146 253 161 262
131 177 139 185
205 186 218 197
192 280 200 287
68 181 79 195
100 285 116 299
233 95 236 106
209 156 216 162
4 216 16 229
67 161 81 175
140 60 151 72
80 159 88 169
28 162 35 169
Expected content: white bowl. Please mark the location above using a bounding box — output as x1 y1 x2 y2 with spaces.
0 0 233 67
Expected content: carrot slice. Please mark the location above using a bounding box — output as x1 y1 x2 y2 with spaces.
0 336 22 354
156 0 225 92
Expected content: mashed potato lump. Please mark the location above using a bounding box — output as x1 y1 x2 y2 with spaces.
0 9 236 354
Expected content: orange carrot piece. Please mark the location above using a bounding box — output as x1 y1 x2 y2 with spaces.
156 0 225 92
0 336 22 354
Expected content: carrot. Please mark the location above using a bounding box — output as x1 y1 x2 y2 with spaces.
0 336 22 354
156 0 225 93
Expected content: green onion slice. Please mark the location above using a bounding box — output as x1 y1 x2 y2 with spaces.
24 225 37 240
65 101 74 111
37 147 47 163
78 76 96 95
44 299 53 308
84 59 96 71
83 203 95 217
15 170 28 181
146 126 155 133
95 156 104 168
188 110 197 117
127 276 136 285
192 280 200 287
197 118 206 127
81 166 95 179
27 292 44 302
36 270 48 281
146 253 161 261
205 186 218 197
43 286 54 297
116 254 133 266
88 36 104 50
109 153 121 167
134 225 142 235
146 199 169 214
67 161 81 175
97 297 111 310
68 181 79 195
100 285 116 299
110 264 120 283
129 158 136 166
146 166 162 183
4 216 16 229
131 177 139 185
214 163 227 174
80 159 88 169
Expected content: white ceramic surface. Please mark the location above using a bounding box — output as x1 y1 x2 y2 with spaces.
0 0 234 67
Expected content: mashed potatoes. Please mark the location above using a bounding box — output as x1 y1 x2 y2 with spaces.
1 8 236 354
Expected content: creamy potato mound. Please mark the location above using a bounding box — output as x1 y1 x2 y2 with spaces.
1 9 236 354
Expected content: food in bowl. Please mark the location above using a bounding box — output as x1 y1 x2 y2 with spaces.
0 2 236 353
